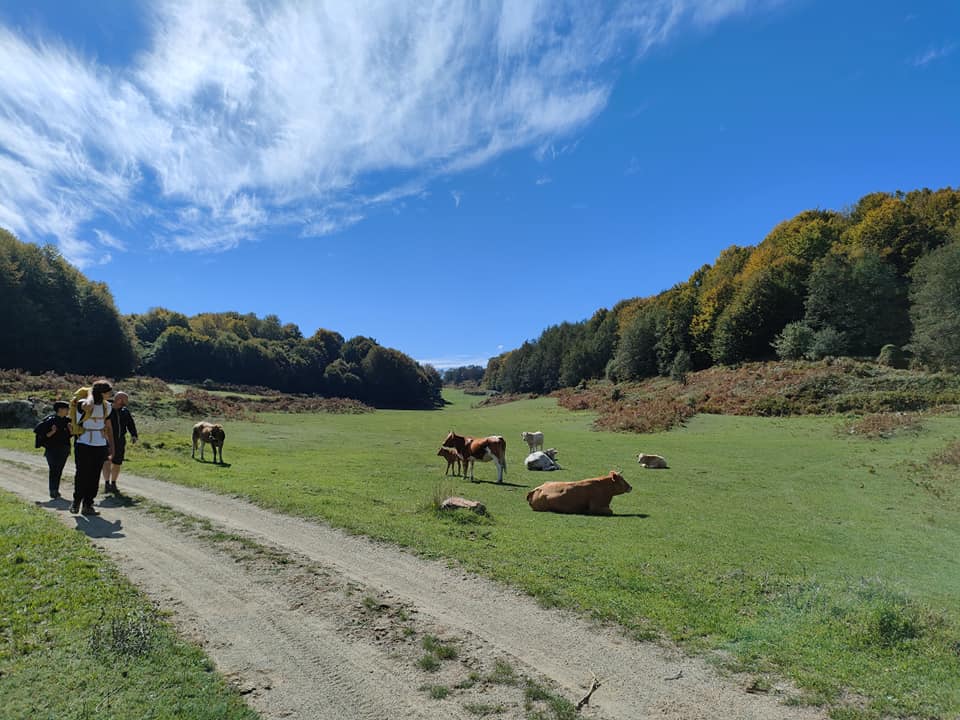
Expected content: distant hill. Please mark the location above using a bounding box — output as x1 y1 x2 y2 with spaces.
484 187 960 393
0 229 441 409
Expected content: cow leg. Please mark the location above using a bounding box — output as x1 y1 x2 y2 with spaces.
495 459 503 484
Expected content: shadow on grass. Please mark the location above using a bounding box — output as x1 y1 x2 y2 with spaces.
36 496 71 510
468 479 530 488
193 458 232 468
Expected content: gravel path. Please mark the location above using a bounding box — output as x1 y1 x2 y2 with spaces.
0 449 825 720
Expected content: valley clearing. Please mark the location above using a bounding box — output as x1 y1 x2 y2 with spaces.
0 448 824 720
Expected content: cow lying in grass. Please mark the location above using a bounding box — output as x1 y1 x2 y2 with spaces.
437 447 462 476
525 448 560 471
192 422 226 464
637 453 668 469
526 471 631 515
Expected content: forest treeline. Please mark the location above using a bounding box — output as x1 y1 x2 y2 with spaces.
0 228 441 408
484 187 960 393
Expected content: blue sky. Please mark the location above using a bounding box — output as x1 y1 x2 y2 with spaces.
1 1 957 369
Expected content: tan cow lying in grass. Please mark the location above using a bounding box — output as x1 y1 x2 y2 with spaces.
192 421 226 464
636 453 668 469
526 471 631 515
437 447 462 476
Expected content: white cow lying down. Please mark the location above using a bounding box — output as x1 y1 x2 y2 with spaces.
525 448 560 471
637 453 668 469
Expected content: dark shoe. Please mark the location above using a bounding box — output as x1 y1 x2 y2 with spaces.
70 502 80 514
50 492 61 499
81 505 100 516
104 482 113 493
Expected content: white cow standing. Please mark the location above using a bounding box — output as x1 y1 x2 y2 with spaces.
521 430 544 452
525 448 560 471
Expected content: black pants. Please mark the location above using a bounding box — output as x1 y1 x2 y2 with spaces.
44 447 70 497
74 443 108 506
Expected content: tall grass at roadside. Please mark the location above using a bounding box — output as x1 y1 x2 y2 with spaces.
2 389 960 718
0 491 258 720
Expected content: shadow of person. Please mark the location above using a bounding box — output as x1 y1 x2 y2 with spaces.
598 512 650 519
73 516 125 539
98 494 140 509
36 497 71 510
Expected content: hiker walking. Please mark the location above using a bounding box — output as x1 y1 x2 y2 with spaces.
71 380 115 515
35 400 72 499
101 391 138 494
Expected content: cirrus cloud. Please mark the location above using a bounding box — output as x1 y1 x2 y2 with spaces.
0 0 783 267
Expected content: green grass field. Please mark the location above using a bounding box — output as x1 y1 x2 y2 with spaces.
2 389 959 718
0 491 258 720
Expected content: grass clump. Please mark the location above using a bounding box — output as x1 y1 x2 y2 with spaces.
524 679 577 720
89 606 160 659
422 634 458 660
419 684 449 700
417 653 441 672
487 658 519 686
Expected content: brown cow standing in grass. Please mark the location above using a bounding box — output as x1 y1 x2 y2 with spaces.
441 431 507 483
437 446 462 476
192 422 226 464
526 471 631 515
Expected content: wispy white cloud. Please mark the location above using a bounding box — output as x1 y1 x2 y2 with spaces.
911 43 956 67
94 229 126 251
0 0 781 266
419 355 492 370
535 176 552 185
451 191 462 208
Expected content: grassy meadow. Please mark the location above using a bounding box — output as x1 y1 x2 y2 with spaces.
2 388 959 718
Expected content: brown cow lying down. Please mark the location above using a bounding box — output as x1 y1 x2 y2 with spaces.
526 471 631 515
637 453 668 469
192 421 226 464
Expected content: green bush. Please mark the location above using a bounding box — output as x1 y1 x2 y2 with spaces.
877 344 909 369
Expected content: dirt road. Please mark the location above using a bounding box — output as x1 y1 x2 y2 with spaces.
0 449 825 720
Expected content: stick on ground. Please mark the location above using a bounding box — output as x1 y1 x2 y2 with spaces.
576 673 602 710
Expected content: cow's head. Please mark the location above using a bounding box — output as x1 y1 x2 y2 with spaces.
609 471 631 495
441 431 461 448
210 425 226 446
544 448 558 460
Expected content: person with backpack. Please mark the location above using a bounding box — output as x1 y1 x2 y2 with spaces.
34 400 71 499
70 380 115 515
101 391 138 494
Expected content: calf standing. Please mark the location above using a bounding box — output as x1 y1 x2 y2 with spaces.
192 422 226 464
437 447 462 476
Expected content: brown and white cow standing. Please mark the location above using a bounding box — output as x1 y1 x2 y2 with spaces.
526 471 631 515
441 431 507 483
192 421 226 464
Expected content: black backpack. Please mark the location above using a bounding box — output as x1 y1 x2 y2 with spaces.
33 415 55 449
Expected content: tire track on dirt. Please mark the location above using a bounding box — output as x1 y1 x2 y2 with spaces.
0 449 826 720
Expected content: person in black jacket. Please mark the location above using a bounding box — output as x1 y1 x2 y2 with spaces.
38 401 72 499
102 391 138 494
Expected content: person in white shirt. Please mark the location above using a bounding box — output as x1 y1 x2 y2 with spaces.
71 380 115 515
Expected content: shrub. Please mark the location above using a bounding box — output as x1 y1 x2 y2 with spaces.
773 322 815 360
806 326 848 360
877 344 909 369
